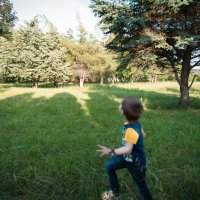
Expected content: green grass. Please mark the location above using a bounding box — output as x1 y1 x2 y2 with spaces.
0 82 200 200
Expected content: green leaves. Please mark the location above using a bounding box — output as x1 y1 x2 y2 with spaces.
0 16 70 85
153 0 193 12
0 0 17 38
91 0 200 71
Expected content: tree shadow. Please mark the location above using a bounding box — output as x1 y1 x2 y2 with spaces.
0 82 72 88
166 87 179 93
167 86 200 95
0 88 8 93
0 92 102 200
0 84 14 93
0 84 14 88
89 84 200 110
190 87 200 94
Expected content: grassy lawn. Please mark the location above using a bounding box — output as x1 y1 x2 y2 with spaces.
0 82 200 200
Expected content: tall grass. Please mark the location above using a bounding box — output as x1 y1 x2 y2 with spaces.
0 82 200 200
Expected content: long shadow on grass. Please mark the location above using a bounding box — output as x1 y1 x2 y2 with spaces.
0 82 72 88
0 85 13 93
167 87 200 95
89 85 200 110
0 88 8 93
0 92 104 200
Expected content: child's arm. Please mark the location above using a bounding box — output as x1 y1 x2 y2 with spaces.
113 142 133 155
142 128 146 139
97 143 133 157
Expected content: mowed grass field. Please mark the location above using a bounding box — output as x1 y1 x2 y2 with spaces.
0 82 200 200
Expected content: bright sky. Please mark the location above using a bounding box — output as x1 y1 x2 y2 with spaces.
11 0 102 38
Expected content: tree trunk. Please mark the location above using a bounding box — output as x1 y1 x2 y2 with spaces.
32 78 38 88
180 48 191 107
151 74 157 82
80 78 84 88
92 75 95 83
154 74 157 83
17 77 21 83
100 76 104 85
180 84 189 107
131 74 134 83
111 75 115 85
54 81 58 88
112 78 115 85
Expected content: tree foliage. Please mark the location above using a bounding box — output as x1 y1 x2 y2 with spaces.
91 0 200 106
62 22 117 88
0 0 17 38
0 13 117 88
0 16 70 87
0 36 12 81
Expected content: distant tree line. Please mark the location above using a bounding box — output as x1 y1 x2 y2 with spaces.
0 0 186 88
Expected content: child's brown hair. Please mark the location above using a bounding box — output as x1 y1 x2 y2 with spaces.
122 96 143 121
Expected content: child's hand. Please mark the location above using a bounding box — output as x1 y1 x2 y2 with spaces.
97 145 111 157
142 128 146 139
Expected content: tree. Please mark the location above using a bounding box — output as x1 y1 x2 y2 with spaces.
62 21 97 88
0 36 12 81
91 0 200 106
66 28 74 41
6 16 70 87
42 20 70 87
91 44 117 84
76 13 88 44
10 17 47 87
0 0 17 38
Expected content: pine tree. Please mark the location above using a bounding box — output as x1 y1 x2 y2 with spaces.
44 24 70 87
91 0 200 106
12 17 46 87
6 16 70 87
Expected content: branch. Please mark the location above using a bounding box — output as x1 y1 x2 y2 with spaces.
172 64 181 86
191 54 200 59
189 75 197 89
191 59 200 69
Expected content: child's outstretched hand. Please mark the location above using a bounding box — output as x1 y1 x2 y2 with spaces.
97 145 111 157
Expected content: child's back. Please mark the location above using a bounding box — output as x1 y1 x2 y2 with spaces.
122 121 146 165
97 96 153 200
